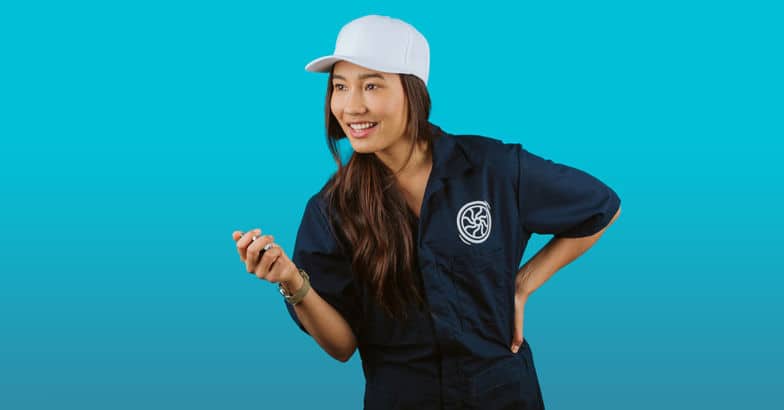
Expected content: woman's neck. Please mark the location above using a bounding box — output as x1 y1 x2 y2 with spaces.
376 138 431 181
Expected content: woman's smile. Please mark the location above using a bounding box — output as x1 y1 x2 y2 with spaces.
347 121 379 138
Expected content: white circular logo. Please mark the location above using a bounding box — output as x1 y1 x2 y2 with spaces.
456 200 492 245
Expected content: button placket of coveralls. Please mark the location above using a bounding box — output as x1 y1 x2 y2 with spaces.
431 250 463 333
419 178 467 342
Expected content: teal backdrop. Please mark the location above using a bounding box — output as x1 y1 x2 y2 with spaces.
1 1 782 409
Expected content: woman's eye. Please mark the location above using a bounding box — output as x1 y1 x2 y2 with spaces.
332 83 378 91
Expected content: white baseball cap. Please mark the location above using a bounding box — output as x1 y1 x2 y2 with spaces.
305 15 430 85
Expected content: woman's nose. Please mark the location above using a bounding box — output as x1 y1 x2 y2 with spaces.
344 90 368 115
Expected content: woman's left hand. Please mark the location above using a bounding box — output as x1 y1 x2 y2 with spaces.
511 292 527 353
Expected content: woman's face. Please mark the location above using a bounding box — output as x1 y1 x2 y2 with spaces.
330 61 408 154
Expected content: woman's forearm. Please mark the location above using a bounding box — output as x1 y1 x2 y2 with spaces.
284 275 358 362
516 207 621 297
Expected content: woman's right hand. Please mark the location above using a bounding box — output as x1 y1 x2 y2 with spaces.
232 228 299 285
234 231 356 362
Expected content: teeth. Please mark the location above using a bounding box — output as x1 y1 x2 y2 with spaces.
350 122 376 130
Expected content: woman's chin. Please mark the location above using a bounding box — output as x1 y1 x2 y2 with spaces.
347 140 377 154
349 144 376 154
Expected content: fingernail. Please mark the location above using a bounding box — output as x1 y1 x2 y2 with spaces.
512 345 519 353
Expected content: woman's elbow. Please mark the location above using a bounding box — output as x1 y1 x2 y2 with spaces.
326 334 357 363
331 346 357 363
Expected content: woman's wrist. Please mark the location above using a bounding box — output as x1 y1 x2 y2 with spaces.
515 264 536 298
279 268 311 305
282 268 305 295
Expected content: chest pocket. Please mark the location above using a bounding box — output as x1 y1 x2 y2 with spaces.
449 245 511 334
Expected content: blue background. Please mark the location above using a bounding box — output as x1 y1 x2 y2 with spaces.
1 0 782 409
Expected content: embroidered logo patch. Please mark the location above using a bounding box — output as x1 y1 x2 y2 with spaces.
456 200 492 245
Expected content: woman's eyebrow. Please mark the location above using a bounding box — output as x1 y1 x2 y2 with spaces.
332 73 386 81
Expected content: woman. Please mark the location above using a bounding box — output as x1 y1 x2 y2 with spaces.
232 15 621 410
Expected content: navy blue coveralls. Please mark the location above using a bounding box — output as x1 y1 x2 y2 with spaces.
284 124 621 409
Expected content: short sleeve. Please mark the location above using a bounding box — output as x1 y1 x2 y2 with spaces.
283 195 361 337
516 145 621 237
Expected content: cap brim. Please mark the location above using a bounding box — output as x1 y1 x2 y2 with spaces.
304 55 344 73
304 54 411 76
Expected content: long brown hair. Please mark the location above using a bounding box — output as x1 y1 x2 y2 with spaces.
322 69 434 320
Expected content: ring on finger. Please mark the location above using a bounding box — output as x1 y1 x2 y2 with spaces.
257 242 277 259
